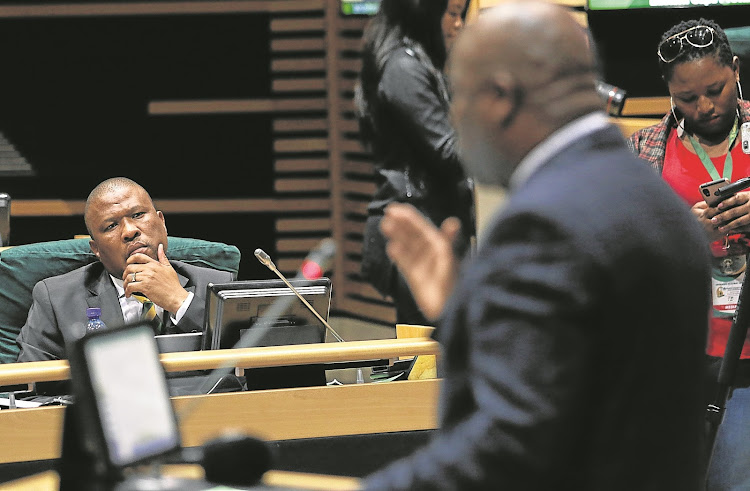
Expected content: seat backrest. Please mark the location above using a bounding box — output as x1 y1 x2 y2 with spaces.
0 237 240 364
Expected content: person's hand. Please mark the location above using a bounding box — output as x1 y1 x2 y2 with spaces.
712 191 750 235
380 203 461 321
691 201 725 242
123 243 188 313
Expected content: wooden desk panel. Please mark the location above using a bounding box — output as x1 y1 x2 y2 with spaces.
0 339 440 386
0 379 440 465
0 468 362 491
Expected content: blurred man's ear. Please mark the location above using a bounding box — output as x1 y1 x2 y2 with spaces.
491 72 522 128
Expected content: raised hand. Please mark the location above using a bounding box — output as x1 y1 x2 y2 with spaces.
123 243 188 313
380 203 462 321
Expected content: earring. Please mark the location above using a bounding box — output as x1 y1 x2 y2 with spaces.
738 79 744 102
670 96 677 119
671 97 685 133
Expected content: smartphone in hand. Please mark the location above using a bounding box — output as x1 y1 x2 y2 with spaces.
700 178 729 207
699 177 750 207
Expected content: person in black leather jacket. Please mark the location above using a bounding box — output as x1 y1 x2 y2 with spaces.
355 0 475 325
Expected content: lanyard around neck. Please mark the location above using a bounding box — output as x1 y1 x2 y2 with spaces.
686 117 739 181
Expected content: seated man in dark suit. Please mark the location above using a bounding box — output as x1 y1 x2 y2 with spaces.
363 2 712 489
16 177 234 362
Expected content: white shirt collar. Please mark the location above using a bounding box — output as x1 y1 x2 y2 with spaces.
509 112 610 190
110 274 125 297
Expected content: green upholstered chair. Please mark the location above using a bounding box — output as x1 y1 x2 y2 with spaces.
0 237 240 364
727 27 750 87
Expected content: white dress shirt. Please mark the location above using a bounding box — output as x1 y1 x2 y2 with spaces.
110 275 193 326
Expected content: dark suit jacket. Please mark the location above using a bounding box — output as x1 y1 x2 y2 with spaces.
364 125 712 490
16 260 233 362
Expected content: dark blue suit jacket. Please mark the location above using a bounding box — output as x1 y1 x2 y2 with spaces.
365 124 712 490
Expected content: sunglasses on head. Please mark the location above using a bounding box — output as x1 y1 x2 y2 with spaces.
658 25 716 64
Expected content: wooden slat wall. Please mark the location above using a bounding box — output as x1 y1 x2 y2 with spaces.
268 2 336 303
325 11 396 326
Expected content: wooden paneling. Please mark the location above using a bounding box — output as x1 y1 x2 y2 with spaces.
270 18 325 32
10 198 332 217
275 178 330 193
267 3 334 285
0 1 325 18
276 218 332 233
272 58 327 72
0 379 437 464
148 98 327 115
621 96 671 117
274 138 329 153
275 158 330 172
612 117 661 139
271 38 326 53
273 78 327 93
273 118 328 132
0 340 440 464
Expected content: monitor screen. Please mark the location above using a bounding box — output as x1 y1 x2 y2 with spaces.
204 277 332 350
68 322 182 470
588 0 750 9
341 0 380 15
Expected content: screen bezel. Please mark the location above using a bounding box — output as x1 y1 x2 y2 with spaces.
203 277 332 350
340 0 380 15
67 321 183 475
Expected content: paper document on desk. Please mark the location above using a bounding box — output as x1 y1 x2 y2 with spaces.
0 397 42 408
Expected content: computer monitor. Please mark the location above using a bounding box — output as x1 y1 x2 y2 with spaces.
203 278 332 390
203 277 332 351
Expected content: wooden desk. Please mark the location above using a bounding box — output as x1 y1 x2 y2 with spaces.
0 339 441 465
0 338 439 385
0 468 362 491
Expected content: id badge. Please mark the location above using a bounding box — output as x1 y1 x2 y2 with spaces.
712 254 747 318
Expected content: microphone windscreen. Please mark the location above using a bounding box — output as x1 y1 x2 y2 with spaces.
200 434 274 487
298 238 336 279
301 259 323 280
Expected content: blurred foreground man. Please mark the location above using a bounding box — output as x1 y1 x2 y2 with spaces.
364 2 712 489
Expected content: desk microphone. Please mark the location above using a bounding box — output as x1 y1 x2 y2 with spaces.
180 433 273 487
185 238 341 398
255 242 345 342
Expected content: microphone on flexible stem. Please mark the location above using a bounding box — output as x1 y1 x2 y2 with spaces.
254 242 345 343
187 238 341 397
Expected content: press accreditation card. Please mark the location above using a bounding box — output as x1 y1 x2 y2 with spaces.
713 272 744 318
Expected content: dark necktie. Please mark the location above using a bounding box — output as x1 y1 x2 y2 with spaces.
133 293 164 334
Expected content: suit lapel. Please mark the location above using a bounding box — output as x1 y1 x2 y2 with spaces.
85 267 125 329
81 260 197 331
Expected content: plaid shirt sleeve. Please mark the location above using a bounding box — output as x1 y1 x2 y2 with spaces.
626 112 673 175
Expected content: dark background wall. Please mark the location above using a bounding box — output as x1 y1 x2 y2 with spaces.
0 11 280 282
588 6 750 98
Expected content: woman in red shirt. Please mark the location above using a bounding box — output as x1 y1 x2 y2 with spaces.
629 18 750 490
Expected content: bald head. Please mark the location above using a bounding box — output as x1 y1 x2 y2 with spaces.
457 2 595 95
84 177 151 234
448 1 602 187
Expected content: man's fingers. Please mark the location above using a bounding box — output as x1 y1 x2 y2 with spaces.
441 217 462 244
158 243 169 264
